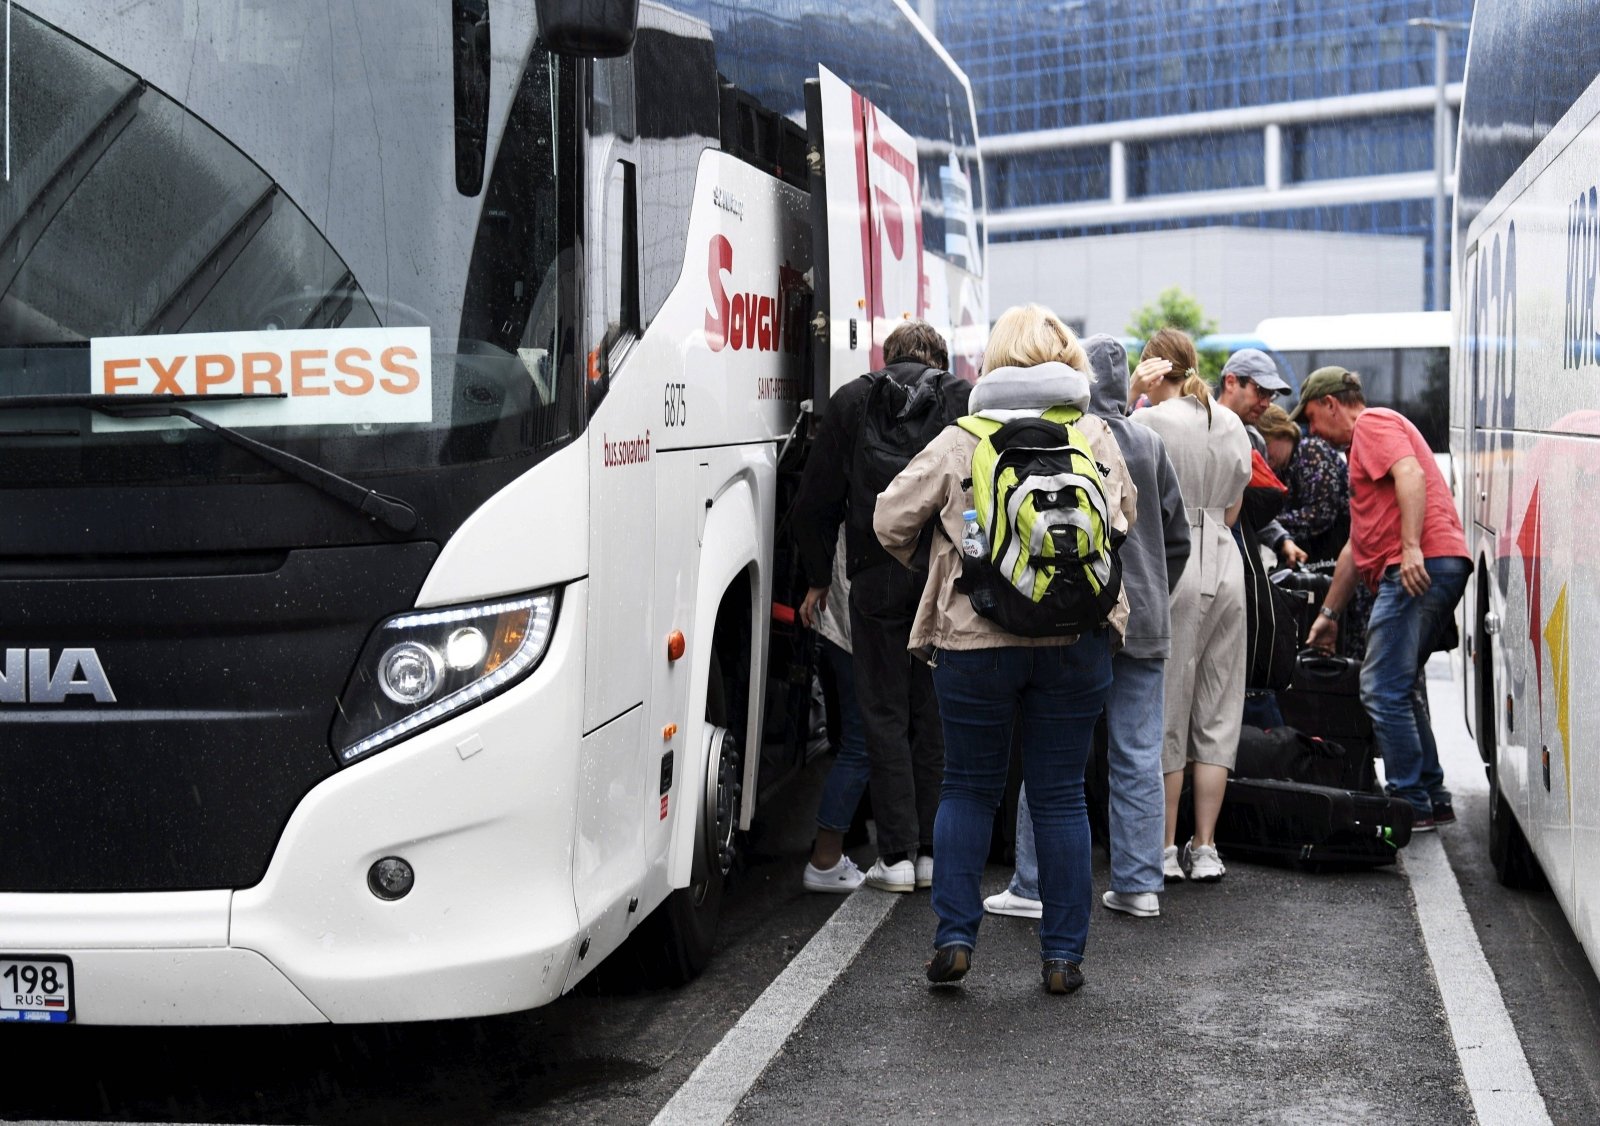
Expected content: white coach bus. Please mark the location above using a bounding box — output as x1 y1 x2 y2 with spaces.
0 0 984 1024
1452 0 1600 956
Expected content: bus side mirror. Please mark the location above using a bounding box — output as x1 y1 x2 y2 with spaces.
535 0 639 57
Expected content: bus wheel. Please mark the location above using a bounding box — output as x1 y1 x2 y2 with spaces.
1488 758 1543 890
654 657 742 984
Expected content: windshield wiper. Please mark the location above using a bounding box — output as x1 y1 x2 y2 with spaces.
0 393 419 534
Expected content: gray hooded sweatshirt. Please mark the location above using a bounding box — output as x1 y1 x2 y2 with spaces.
1084 335 1192 659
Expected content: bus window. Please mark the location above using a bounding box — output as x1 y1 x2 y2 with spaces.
1310 349 1397 405
1397 347 1450 452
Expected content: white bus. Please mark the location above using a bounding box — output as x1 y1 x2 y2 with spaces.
0 0 984 1025
1452 0 1600 965
1252 311 1452 454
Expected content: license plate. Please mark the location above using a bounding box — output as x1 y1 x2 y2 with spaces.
0 956 74 1024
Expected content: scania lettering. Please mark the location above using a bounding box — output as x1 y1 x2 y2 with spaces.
1452 0 1600 977
0 0 984 1024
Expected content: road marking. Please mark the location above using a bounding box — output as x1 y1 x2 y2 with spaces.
1404 836 1550 1124
651 889 899 1126
1406 660 1551 1125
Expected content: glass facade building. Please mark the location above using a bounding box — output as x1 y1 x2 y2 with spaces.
937 0 1475 310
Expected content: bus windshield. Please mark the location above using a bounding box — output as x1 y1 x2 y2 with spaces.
2 2 572 488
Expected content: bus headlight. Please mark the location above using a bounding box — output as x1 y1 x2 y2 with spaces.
332 590 559 765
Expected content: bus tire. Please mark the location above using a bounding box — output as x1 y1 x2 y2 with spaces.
650 653 742 984
1478 634 1542 889
1488 758 1543 890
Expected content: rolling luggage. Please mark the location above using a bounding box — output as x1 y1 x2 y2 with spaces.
1235 725 1375 793
1214 778 1413 869
1277 648 1375 760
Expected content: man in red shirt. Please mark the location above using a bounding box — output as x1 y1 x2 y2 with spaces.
1298 368 1469 831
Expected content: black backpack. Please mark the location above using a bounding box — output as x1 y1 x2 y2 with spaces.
845 366 968 573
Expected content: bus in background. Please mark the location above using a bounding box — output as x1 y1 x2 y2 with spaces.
0 0 983 1026
1252 311 1452 455
1452 0 1600 978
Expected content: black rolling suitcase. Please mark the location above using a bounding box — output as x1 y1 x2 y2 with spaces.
1215 778 1413 869
1277 648 1375 760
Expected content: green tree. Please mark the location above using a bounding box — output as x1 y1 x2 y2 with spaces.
1124 286 1227 384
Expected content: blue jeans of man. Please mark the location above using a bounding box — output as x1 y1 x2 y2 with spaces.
1359 556 1470 816
931 635 1112 964
1010 652 1167 900
814 639 871 833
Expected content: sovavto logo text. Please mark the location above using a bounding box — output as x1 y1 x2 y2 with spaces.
0 649 117 704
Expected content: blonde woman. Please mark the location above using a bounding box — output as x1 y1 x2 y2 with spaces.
874 305 1136 994
1131 329 1252 883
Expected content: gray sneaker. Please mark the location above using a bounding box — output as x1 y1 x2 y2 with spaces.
1183 840 1226 882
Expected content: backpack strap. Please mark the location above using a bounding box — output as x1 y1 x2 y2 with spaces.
956 414 1000 440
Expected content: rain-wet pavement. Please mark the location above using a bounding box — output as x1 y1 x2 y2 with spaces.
7 663 1600 1124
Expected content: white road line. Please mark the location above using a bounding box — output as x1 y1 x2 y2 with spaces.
651 889 900 1126
1404 659 1551 1126
1404 836 1550 1125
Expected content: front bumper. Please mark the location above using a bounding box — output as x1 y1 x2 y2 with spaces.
0 582 591 1026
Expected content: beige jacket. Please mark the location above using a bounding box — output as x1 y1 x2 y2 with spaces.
873 415 1137 652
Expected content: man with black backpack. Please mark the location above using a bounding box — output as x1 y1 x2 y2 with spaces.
794 320 971 893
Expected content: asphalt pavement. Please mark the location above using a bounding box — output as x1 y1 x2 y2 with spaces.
8 661 1600 1125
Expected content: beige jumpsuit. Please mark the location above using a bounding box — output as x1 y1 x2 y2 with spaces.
1132 396 1253 774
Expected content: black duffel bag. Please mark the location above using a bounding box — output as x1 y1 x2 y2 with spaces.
1235 725 1375 793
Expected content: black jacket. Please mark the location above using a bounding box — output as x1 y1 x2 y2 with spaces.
792 361 970 587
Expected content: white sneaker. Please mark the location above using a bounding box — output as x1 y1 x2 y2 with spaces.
1101 890 1161 917
915 854 934 889
982 889 1043 918
803 855 864 894
1163 845 1185 883
863 857 916 893
1184 840 1226 882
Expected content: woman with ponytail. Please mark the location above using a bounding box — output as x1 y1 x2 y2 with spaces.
1131 329 1252 884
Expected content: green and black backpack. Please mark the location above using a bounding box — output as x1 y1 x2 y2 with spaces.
954 406 1123 638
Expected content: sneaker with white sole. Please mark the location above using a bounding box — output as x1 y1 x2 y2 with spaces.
1101 890 1161 917
982 889 1043 918
1163 845 1185 883
802 855 864 894
914 854 934 890
1183 839 1226 882
863 857 916 893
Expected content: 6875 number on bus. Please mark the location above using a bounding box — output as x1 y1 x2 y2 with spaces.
0 957 74 1024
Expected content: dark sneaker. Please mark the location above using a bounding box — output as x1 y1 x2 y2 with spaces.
925 945 971 985
1432 804 1457 826
1042 959 1084 994
1412 814 1437 833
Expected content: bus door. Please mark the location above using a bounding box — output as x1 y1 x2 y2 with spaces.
805 66 927 410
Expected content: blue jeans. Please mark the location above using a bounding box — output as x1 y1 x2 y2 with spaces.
815 640 871 833
1011 652 1167 899
931 635 1112 964
1359 557 1470 816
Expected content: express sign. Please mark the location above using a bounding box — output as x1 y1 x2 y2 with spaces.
88 326 433 430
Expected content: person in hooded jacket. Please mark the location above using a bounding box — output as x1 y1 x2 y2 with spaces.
1131 328 1253 884
984 334 1191 921
874 305 1137 995
793 320 971 894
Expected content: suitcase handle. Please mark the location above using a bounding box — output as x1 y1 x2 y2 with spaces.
1297 647 1349 672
